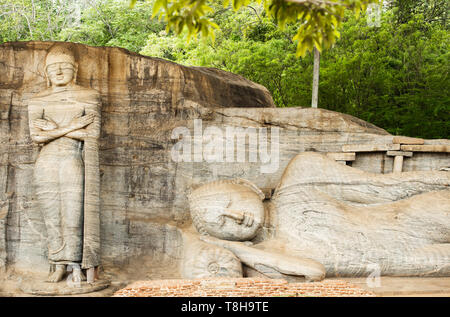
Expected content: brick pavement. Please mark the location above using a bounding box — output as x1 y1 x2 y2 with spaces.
113 278 376 297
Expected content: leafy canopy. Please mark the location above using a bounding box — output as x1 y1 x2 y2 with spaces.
131 0 382 57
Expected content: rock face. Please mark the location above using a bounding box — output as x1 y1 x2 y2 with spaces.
0 41 275 276
0 41 449 280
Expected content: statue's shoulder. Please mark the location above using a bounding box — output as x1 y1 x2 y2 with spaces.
73 85 101 103
30 87 53 100
28 88 53 109
29 85 100 103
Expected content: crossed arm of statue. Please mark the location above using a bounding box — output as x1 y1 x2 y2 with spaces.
221 208 255 228
198 197 326 282
29 104 100 144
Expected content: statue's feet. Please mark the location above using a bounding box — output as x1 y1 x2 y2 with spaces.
47 265 66 283
72 267 86 283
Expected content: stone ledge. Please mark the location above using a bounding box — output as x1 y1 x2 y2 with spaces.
393 136 425 145
340 277 450 297
19 279 110 296
400 144 450 153
386 151 413 157
342 144 400 152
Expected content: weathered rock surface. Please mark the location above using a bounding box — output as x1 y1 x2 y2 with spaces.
271 152 449 277
0 41 448 280
0 41 275 276
183 152 448 280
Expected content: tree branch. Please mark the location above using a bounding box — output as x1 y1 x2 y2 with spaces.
285 0 342 6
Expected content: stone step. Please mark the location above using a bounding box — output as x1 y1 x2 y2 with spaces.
400 144 450 153
386 151 413 157
342 144 400 152
392 136 425 145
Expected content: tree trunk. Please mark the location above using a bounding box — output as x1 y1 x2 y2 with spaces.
311 47 320 108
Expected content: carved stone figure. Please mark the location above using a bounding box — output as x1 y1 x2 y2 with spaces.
181 234 243 279
271 152 450 277
27 44 102 287
189 178 266 241
188 152 449 280
2 41 450 295
187 178 326 281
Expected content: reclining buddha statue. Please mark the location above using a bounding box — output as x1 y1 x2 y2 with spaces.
186 152 449 281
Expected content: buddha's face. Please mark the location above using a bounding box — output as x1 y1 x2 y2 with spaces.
202 194 264 241
46 62 75 87
190 184 265 241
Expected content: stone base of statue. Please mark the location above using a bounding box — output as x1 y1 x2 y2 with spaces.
19 279 110 296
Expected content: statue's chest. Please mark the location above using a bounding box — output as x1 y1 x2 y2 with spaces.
43 101 85 126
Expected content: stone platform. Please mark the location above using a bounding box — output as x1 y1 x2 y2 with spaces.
113 277 450 297
2 276 449 297
113 278 376 297
340 277 450 297
19 279 110 296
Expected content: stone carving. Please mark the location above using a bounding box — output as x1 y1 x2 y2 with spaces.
1 42 449 292
181 236 243 279
272 152 450 277
187 178 326 281
25 44 105 292
189 179 266 241
189 152 449 280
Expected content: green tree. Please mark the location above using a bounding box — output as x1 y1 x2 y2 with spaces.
140 7 449 138
0 0 165 53
58 0 164 52
0 0 86 42
133 0 382 57
388 0 448 25
318 11 449 138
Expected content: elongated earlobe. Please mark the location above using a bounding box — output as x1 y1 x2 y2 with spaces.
45 68 51 87
73 63 78 84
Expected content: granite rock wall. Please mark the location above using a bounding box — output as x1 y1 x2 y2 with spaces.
0 41 448 277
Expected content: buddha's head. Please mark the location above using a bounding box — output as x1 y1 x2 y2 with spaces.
45 45 78 87
189 179 265 241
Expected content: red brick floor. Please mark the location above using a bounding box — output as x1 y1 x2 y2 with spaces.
113 278 376 297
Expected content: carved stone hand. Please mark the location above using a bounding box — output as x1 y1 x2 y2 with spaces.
67 113 95 131
224 210 254 227
33 117 58 131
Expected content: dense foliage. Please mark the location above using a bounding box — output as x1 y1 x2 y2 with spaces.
0 0 448 138
139 0 381 57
